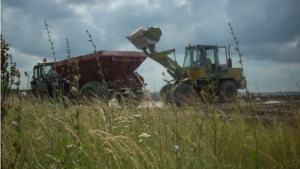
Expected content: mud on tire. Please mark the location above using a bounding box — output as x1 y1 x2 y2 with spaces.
39 82 50 99
159 83 173 103
172 83 198 107
81 81 108 102
218 80 237 102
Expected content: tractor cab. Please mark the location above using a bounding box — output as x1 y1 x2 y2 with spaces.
183 45 231 79
32 62 61 81
29 60 67 97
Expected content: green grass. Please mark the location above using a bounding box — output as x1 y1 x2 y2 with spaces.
2 97 300 169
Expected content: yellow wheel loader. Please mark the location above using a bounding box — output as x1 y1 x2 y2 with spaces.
127 26 246 106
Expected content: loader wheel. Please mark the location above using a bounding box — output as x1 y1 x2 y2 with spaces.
218 80 237 102
172 83 197 107
159 84 173 103
81 81 108 102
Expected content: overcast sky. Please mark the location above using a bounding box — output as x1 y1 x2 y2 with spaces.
2 0 300 93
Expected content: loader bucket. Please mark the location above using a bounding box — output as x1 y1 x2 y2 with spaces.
127 26 162 49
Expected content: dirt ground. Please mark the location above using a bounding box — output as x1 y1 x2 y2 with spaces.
135 95 300 119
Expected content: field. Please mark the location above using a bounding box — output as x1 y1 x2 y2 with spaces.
2 94 300 169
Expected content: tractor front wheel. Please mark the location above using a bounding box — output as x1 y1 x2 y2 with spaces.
159 83 173 103
172 83 197 107
39 82 50 99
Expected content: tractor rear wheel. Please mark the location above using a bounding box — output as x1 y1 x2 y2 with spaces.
218 80 237 102
172 83 197 107
81 81 108 102
159 83 173 103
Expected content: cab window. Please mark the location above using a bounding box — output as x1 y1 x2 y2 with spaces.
205 48 215 64
33 67 39 79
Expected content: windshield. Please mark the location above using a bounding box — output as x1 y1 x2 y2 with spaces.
183 48 205 68
33 64 60 79
43 65 60 79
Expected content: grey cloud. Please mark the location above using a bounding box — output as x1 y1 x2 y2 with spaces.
2 0 299 68
226 0 300 44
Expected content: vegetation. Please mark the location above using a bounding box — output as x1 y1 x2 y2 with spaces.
2 96 300 168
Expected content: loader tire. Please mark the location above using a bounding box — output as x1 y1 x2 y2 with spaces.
172 83 197 107
218 80 237 102
159 84 173 103
81 81 107 102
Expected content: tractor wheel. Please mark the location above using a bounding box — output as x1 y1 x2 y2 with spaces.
159 84 173 103
172 83 197 107
39 82 49 99
31 83 39 98
218 80 237 102
81 81 107 102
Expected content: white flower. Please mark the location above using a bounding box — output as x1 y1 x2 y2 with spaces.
11 121 18 128
71 86 78 92
133 114 141 118
138 133 151 138
174 145 180 151
74 76 79 82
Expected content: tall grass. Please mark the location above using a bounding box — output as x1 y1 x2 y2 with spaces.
2 97 300 168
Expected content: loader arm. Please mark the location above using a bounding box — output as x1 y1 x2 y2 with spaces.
142 48 185 79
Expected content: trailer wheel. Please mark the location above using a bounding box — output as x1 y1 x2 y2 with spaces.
172 83 197 107
81 81 107 102
159 84 173 103
218 80 237 102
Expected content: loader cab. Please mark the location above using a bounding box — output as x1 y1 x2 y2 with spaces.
183 45 229 79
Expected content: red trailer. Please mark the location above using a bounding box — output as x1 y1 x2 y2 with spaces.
28 50 147 100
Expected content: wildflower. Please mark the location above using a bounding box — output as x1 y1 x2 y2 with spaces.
11 121 18 128
133 114 141 118
138 133 151 138
174 145 180 151
51 163 56 169
74 76 79 82
71 86 78 92
67 144 75 149
139 139 143 142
